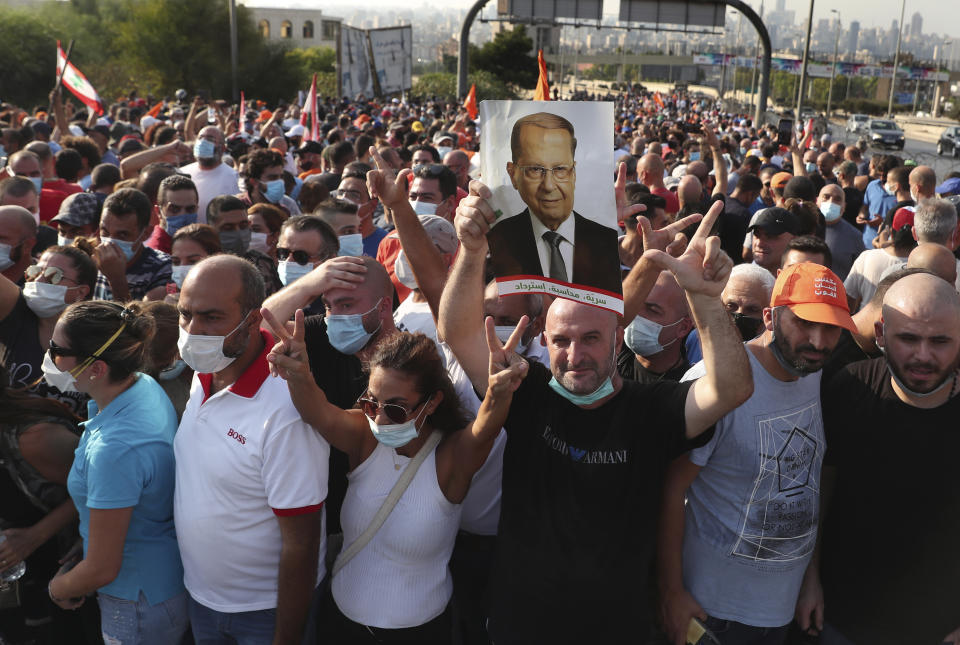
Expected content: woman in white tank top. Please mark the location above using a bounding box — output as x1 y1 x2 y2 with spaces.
263 312 529 644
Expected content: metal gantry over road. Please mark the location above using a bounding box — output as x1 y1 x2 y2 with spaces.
456 0 772 126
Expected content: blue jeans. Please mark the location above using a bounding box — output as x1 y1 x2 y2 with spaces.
188 585 324 645
703 616 790 645
98 590 189 645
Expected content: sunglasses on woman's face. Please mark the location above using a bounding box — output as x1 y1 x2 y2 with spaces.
357 394 427 424
49 339 82 359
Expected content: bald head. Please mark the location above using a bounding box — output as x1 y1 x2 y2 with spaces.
649 271 689 318
358 255 394 302
0 205 38 236
883 272 960 323
909 165 937 200
678 175 703 208
907 243 958 285
686 161 708 183
187 254 266 312
639 153 665 185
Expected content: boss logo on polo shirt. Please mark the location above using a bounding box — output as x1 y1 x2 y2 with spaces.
227 429 247 445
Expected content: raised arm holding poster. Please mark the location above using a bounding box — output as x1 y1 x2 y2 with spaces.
480 100 623 314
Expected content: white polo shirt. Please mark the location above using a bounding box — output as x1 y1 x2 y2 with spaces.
174 331 330 612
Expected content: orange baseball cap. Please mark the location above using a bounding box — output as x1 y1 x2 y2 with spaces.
771 172 792 191
771 262 857 333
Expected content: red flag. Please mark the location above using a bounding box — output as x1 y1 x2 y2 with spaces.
654 92 665 109
56 41 103 115
533 50 550 101
146 101 164 118
301 74 318 141
463 84 478 120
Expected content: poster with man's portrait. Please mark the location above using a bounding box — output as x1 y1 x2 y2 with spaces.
480 101 622 315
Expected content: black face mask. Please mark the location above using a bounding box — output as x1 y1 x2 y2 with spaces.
732 312 764 342
299 160 314 171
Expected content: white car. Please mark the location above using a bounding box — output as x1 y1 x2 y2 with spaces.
846 114 869 134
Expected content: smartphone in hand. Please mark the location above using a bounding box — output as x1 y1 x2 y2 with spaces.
688 617 722 645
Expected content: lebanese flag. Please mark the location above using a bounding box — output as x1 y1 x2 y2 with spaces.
56 41 103 115
463 84 478 119
301 74 318 141
533 50 550 101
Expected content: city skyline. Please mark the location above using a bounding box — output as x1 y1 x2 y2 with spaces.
244 0 959 38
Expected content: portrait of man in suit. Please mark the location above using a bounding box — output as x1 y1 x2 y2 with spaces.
486 111 622 295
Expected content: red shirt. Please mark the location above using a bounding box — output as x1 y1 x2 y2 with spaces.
145 225 172 254
375 233 410 302
38 188 68 224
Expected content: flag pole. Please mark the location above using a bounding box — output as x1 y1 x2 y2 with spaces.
50 39 75 113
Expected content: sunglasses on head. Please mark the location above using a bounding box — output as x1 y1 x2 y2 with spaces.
357 394 428 424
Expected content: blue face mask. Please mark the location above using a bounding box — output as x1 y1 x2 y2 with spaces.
277 260 313 286
819 201 842 223
100 236 138 262
688 151 701 162
263 179 285 203
338 233 364 257
29 176 43 195
194 138 216 160
805 162 817 174
548 375 615 406
0 243 14 272
158 359 188 381
365 397 431 449
165 212 197 236
325 298 383 355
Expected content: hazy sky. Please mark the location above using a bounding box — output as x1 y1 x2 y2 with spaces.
243 0 956 37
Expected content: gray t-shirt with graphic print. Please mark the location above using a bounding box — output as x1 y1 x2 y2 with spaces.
680 349 824 627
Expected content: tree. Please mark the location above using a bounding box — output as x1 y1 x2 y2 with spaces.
470 25 537 89
411 70 517 101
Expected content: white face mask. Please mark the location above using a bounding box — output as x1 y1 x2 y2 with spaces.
22 281 71 318
248 231 270 254
394 249 418 290
337 233 364 257
57 234 74 248
494 325 530 355
410 200 437 217
171 264 192 288
436 146 453 159
41 351 79 393
177 311 252 374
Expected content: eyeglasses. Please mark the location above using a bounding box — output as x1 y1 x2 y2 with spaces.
277 247 319 265
25 265 77 286
516 165 575 182
357 394 428 424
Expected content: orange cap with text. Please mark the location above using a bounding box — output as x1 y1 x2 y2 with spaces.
771 262 857 333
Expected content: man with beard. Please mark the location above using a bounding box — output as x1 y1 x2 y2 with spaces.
805 272 960 644
659 262 855 645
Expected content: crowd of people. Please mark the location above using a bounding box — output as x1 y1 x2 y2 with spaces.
0 83 959 645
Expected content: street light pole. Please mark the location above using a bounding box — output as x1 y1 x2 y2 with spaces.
886 0 906 117
826 10 840 120
228 0 239 102
932 42 951 116
751 0 765 117
795 0 815 122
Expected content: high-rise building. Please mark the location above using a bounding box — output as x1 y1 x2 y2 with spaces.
775 0 786 12
910 12 922 38
846 20 860 55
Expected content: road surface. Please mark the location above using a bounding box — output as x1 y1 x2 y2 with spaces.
829 123 959 180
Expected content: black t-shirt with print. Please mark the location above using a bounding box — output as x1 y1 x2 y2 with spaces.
0 294 89 417
821 357 960 644
488 361 700 644
304 314 367 535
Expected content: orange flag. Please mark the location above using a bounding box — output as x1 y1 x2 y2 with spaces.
533 49 550 101
146 101 164 118
463 84 478 119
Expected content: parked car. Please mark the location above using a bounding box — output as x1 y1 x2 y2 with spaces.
846 113 869 134
867 119 905 150
938 126 960 157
